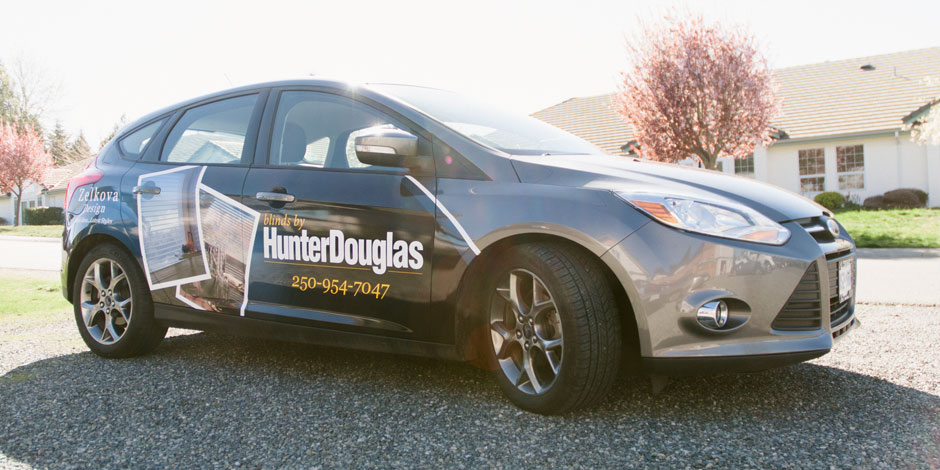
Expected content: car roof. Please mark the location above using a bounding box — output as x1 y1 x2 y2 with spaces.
119 78 422 139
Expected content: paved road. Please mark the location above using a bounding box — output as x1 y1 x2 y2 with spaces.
0 236 60 280
855 248 940 306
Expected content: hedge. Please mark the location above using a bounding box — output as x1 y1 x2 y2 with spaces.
23 206 64 225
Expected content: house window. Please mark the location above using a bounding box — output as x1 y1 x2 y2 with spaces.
735 154 755 177
798 148 826 193
837 144 864 190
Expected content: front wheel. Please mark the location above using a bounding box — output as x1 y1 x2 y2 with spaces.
485 243 621 414
73 244 167 358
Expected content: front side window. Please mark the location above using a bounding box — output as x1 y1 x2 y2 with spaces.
798 148 826 193
119 119 165 158
837 144 864 190
161 94 258 165
269 91 410 170
735 154 755 177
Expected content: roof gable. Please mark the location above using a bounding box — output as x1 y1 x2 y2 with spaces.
42 156 94 191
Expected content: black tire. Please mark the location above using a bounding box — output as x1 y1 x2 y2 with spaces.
483 242 621 414
72 243 167 358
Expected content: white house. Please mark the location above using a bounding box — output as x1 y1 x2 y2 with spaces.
0 157 93 225
532 47 940 207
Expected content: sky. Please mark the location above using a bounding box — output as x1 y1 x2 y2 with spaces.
2 0 939 148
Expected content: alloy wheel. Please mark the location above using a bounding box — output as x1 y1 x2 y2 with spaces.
79 258 132 345
490 269 564 395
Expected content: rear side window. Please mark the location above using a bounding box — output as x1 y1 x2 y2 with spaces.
161 94 258 165
119 119 165 158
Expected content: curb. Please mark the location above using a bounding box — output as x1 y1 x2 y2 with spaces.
0 235 60 243
855 248 940 259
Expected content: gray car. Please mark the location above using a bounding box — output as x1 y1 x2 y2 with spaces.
62 80 856 414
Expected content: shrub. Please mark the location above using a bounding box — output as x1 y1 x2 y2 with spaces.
863 195 886 209
0 217 7 226
814 191 845 210
23 206 64 225
883 188 927 209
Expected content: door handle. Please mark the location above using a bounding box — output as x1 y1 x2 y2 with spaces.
132 185 161 195
256 191 295 203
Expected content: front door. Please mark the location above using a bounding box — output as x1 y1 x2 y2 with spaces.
241 90 437 341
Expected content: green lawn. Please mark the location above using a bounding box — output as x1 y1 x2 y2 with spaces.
0 225 64 238
835 208 940 248
0 277 71 318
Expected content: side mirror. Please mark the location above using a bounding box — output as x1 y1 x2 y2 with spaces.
354 127 418 167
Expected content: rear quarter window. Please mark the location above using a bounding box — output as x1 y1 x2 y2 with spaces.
119 119 166 158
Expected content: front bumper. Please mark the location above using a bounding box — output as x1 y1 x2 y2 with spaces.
601 217 857 372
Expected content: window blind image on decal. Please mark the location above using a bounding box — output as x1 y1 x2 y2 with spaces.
176 184 260 316
137 166 211 290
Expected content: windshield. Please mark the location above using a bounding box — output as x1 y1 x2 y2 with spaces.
370 84 602 156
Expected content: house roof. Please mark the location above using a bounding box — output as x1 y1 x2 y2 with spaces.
532 93 635 156
41 157 94 192
532 46 940 155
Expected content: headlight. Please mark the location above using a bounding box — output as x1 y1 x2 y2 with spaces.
616 192 790 245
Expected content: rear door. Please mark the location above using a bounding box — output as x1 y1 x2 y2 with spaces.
240 89 438 341
120 91 267 315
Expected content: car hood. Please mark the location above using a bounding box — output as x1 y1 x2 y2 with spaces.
510 154 827 222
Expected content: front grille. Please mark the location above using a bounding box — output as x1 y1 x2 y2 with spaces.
772 263 824 331
772 250 854 331
799 217 837 244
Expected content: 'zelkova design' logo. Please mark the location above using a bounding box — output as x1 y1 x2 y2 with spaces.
263 227 423 275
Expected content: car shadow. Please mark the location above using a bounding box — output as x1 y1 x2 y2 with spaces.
1 332 938 468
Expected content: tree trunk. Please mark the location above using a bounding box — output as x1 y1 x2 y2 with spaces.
701 153 718 170
12 193 19 226
693 149 719 170
12 184 23 226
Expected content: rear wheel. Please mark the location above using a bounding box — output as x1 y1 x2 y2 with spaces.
485 243 621 414
73 244 167 358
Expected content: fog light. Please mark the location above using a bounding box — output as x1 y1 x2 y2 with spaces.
697 300 729 329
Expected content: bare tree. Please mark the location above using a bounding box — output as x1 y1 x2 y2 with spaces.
9 54 63 132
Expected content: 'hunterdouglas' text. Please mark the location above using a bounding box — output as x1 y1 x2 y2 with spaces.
263 227 423 275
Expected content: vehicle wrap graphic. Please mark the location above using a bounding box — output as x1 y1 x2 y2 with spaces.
176 184 260 316
137 166 260 316
136 166 211 290
136 166 477 322
73 187 120 225
404 175 480 256
262 226 424 274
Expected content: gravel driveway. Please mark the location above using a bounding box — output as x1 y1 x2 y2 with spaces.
1 302 938 469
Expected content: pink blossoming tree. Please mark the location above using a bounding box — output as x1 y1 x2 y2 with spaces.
0 121 52 225
615 15 781 170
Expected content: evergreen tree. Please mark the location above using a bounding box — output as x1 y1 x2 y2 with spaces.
0 63 19 125
98 114 127 150
48 121 70 166
68 131 92 163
